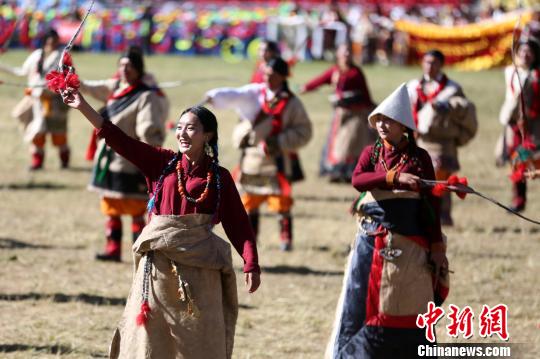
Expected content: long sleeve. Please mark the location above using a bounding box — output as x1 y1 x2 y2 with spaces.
416 148 443 246
80 78 116 103
218 168 260 273
97 120 172 180
1 50 40 77
303 67 334 92
499 67 521 126
206 84 262 122
351 146 387 191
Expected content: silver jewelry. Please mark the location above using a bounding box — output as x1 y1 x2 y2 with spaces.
204 142 214 158
379 232 402 261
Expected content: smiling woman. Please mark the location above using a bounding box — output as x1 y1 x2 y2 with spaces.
60 88 261 358
176 110 215 161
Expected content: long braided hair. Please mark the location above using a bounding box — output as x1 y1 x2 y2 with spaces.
37 29 59 76
146 106 221 219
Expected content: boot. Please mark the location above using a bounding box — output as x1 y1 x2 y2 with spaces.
29 152 44 171
279 212 293 251
248 211 260 239
96 217 122 261
60 147 70 169
96 238 121 261
510 181 526 212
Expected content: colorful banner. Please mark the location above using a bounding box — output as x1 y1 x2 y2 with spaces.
395 12 533 71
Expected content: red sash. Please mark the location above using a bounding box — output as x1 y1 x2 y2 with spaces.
108 80 144 100
259 87 290 135
413 74 448 126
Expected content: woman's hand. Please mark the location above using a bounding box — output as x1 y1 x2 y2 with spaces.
60 89 84 110
61 89 104 129
396 172 420 191
430 251 449 282
245 272 261 293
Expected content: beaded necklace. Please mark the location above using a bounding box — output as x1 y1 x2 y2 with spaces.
370 138 410 173
380 147 409 173
176 160 213 204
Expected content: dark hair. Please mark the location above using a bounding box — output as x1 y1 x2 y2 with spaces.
424 49 445 65
263 40 280 56
267 57 289 77
519 38 540 68
126 44 144 56
42 29 59 47
120 47 145 79
38 29 60 75
406 127 418 150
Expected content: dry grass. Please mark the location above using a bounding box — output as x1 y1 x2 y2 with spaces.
0 51 538 358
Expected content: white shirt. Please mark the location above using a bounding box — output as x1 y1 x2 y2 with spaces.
206 83 279 123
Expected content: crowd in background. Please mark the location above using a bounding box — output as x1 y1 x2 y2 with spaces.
0 0 538 66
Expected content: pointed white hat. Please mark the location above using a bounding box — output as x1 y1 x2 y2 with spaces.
368 83 417 131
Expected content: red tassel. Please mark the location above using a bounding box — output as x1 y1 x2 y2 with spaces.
45 71 66 93
431 183 446 197
510 164 527 183
65 72 80 89
456 176 469 199
447 175 459 185
45 53 80 94
62 52 73 67
135 300 151 326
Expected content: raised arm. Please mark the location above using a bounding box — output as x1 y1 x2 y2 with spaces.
0 50 40 77
79 78 117 103
301 66 334 93
206 84 260 111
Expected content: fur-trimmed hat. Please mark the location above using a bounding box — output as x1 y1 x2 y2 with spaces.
368 83 417 131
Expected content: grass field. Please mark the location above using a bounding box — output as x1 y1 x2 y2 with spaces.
0 51 539 358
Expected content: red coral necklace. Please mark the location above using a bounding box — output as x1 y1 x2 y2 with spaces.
176 161 213 204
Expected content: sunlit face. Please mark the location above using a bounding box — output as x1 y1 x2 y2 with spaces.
264 65 285 91
375 115 406 144
518 44 535 68
422 54 443 79
258 42 272 63
43 36 59 53
118 57 140 85
175 112 211 158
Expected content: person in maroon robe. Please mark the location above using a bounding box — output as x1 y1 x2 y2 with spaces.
302 43 376 183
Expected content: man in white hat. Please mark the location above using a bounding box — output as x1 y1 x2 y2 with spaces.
406 49 477 225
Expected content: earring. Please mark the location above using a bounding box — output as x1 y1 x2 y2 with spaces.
204 143 214 158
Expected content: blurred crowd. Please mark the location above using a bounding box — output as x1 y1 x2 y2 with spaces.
0 1 538 64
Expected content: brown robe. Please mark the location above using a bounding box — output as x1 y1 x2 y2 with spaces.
110 214 238 359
